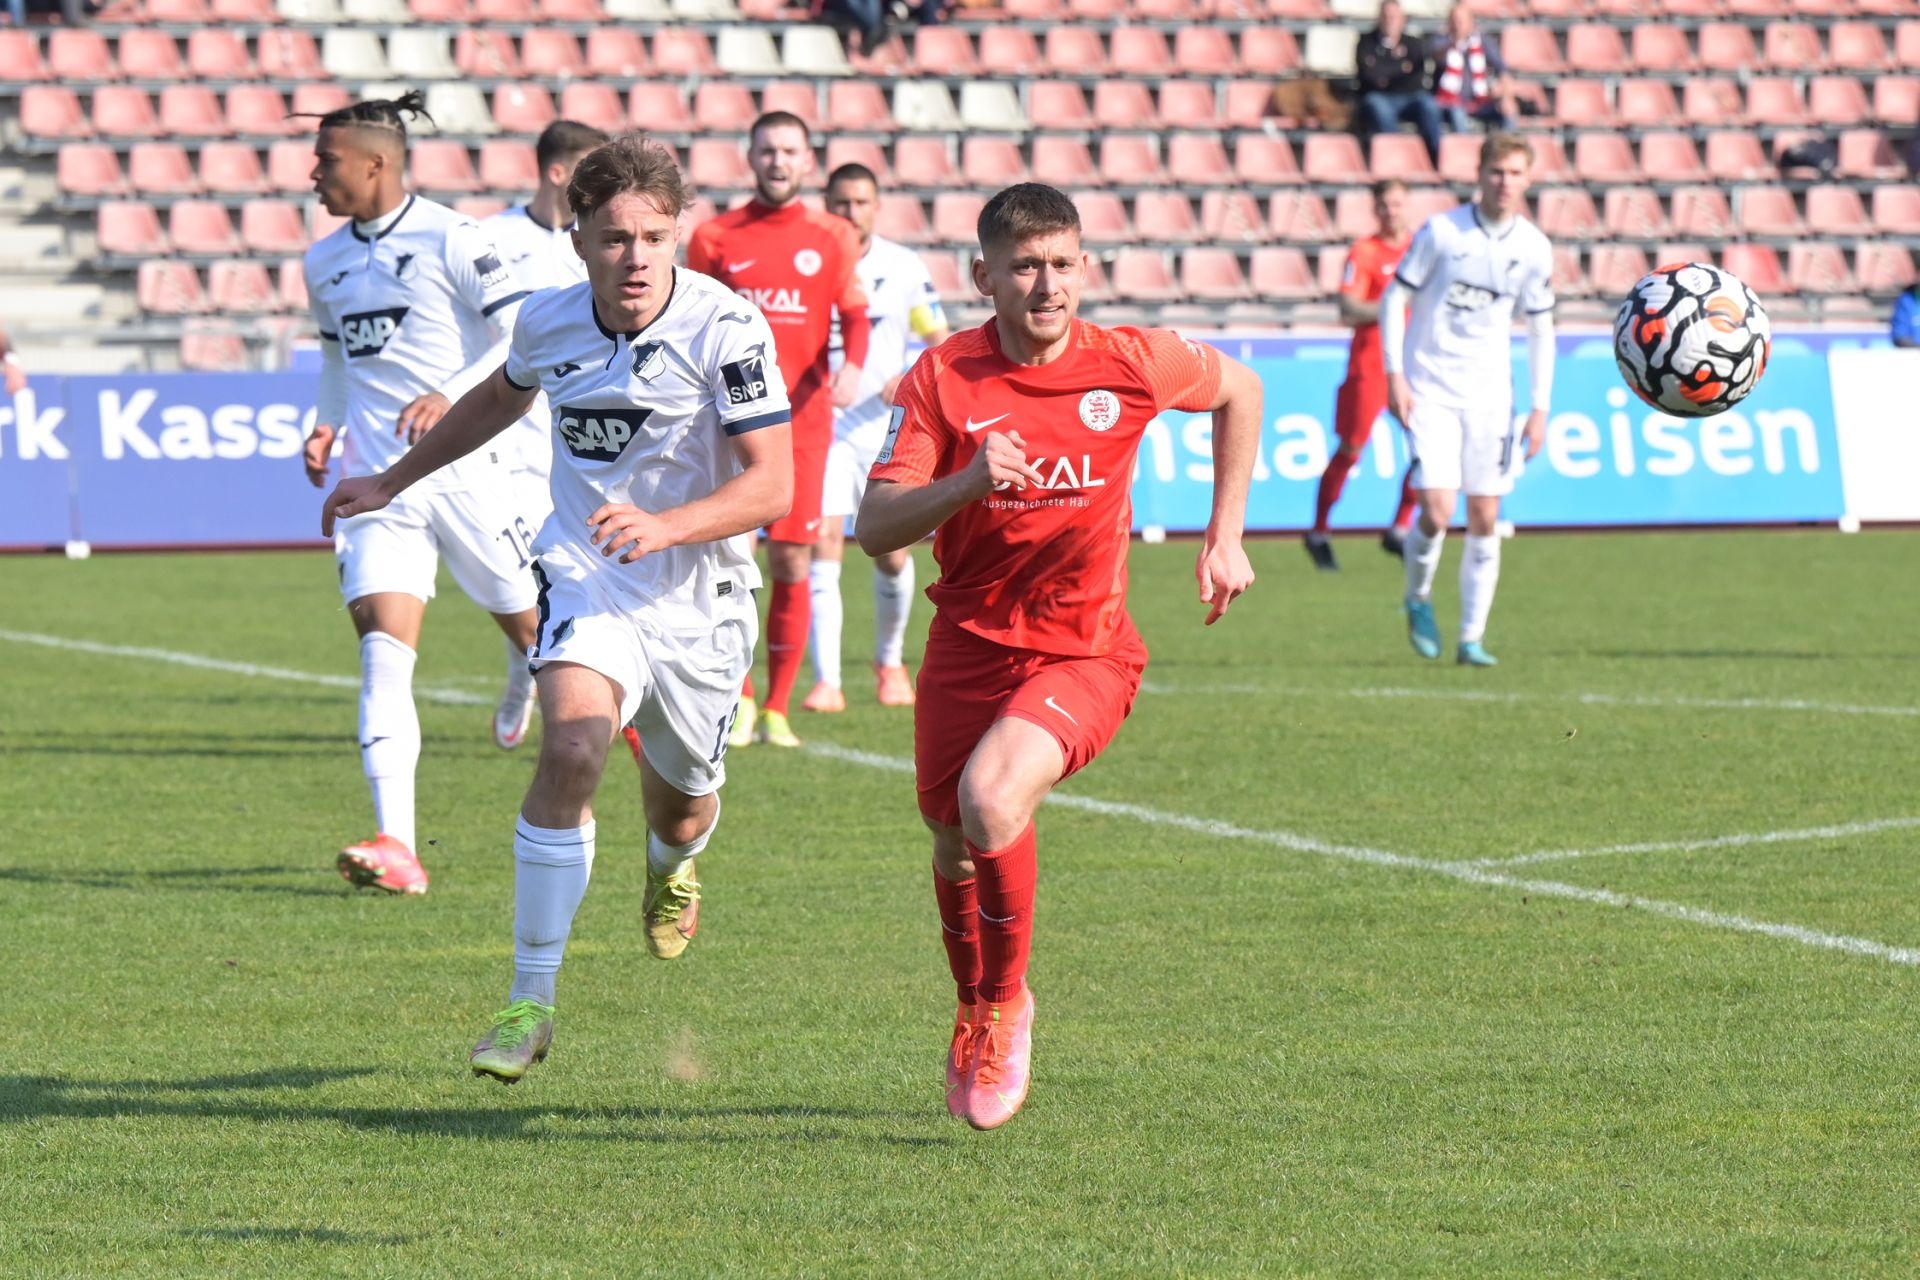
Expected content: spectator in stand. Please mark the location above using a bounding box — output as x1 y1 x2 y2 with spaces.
1892 274 1920 348
1431 2 1516 136
1356 0 1442 166
823 0 889 55
0 322 24 395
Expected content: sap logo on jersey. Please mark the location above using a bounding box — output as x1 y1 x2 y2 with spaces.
992 455 1107 492
720 344 771 406
1443 281 1498 311
341 307 410 358
558 405 654 462
737 287 807 317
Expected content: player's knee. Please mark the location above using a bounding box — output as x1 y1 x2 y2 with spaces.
646 792 715 847
956 769 1035 849
924 818 973 880
533 723 610 797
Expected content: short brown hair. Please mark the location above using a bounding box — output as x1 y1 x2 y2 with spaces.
749 110 811 145
977 182 1080 253
567 133 688 223
1480 132 1534 170
537 120 610 171
1371 177 1408 198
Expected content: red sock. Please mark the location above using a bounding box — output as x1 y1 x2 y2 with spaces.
932 865 980 1007
741 673 755 701
763 578 810 715
1313 450 1357 533
970 823 1036 1006
1393 470 1418 530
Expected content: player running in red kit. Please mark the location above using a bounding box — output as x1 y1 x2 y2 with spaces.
856 183 1262 1130
687 110 869 748
1304 177 1419 570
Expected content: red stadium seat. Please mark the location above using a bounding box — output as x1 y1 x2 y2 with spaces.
652 30 717 77
1180 247 1252 300
1698 23 1758 72
1683 79 1747 127
1565 23 1628 73
409 0 470 18
874 194 931 244
197 143 268 196
1199 190 1266 243
1527 135 1572 183
1804 185 1868 236
146 0 210 18
1857 243 1917 293
1074 191 1133 244
961 137 1026 187
1221 80 1275 128
1549 246 1589 299
1670 186 1734 237
1586 246 1650 298
1835 129 1904 179
1437 133 1481 184
1872 77 1920 125
242 199 309 254
1157 82 1218 130
208 259 279 314
236 86 304 136
479 140 538 193
1110 27 1172 75
1238 27 1301 75
1092 80 1156 130
1043 27 1108 75
931 192 986 244
211 0 276 18
1166 133 1232 187
0 31 51 83
1027 82 1092 129
1734 185 1802 236
492 85 556 136
457 32 523 79
92 88 161 139
1367 134 1436 182
1110 249 1181 301
826 82 893 131
1745 78 1808 126
1247 247 1316 299
1136 191 1201 242
1501 26 1564 74
1630 24 1695 72
48 31 117 83
1031 136 1098 187
1268 190 1334 242
1829 21 1891 71
894 136 958 188
1617 80 1679 127
159 86 230 138
913 26 978 75
119 31 187 81
586 30 649 78
1099 134 1166 185
1809 78 1870 127
188 31 259 82
1535 188 1600 239
170 200 242 255
138 261 210 314
1301 133 1366 183
693 82 757 133
1631 132 1705 185
1173 26 1235 75
411 139 481 194
919 250 965 302
1573 132 1639 183
1899 21 1920 70
522 31 586 79
1331 189 1376 241
472 0 534 18
129 141 200 195
826 137 893 184
978 28 1041 75
688 139 751 191
762 82 821 133
1721 243 1786 293
59 143 131 198
562 84 629 133
1870 184 1920 234
267 140 314 193
99 200 168 256
1234 134 1301 185
1550 81 1613 127
1703 131 1769 181
1762 22 1824 73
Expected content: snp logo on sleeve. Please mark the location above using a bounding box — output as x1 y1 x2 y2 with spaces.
473 250 511 287
341 307 410 358
558 405 654 462
720 343 771 407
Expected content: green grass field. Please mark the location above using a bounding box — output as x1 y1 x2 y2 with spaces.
4 530 1918 1278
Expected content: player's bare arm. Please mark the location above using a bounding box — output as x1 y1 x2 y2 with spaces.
1338 286 1377 328
1197 353 1261 625
303 422 337 487
395 391 452 443
855 430 1045 556
320 366 535 534
589 422 794 564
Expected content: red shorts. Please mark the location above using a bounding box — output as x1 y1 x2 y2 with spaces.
766 403 829 545
1334 373 1389 449
913 613 1148 828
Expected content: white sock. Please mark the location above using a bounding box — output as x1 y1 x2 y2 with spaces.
647 798 720 879
1403 523 1446 604
503 633 535 705
509 816 596 1007
358 631 420 851
873 558 915 668
1458 533 1502 643
809 558 844 689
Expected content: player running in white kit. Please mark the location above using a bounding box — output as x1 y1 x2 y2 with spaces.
802 163 950 712
300 90 540 895
1380 132 1555 667
320 135 793 1082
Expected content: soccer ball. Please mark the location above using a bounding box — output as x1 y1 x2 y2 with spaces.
1613 263 1771 419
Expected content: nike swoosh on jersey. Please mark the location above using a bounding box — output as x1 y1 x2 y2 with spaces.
965 413 1011 433
1044 696 1078 725
726 260 756 272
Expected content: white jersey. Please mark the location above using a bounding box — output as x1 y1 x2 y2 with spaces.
503 270 793 626
306 194 529 491
482 204 590 479
1394 204 1555 408
829 234 946 443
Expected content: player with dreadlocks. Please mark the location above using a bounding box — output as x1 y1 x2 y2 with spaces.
300 89 542 895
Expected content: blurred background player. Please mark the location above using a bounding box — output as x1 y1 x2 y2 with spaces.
688 112 870 749
857 183 1262 1130
1381 132 1554 668
320 135 793 1083
480 119 609 747
1304 178 1418 572
802 162 950 714
300 90 538 895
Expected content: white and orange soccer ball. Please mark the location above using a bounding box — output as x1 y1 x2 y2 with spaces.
1613 262 1771 419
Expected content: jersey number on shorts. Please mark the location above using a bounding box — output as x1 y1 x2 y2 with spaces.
497 516 537 570
709 709 736 764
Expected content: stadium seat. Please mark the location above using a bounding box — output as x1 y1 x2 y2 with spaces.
0 31 50 85
1156 82 1218 130
958 82 1027 132
1110 249 1181 301
1630 24 1695 72
1899 21 1920 70
827 82 893 131
59 144 131 199
343 0 410 19
1199 190 1266 243
279 0 345 20
1746 78 1808 126
478 140 539 193
1683 79 1747 127
1502 26 1565 74
1027 82 1093 130
407 0 467 16
961 137 1028 187
715 27 782 76
99 200 169 257
1032 136 1097 187
1804 185 1868 236
251 86 315 137
1166 133 1232 187
259 32 326 84
826 137 893 184
1136 191 1201 242
1535 188 1600 239
693 82 757 134
180 329 250 372
1331 189 1376 241
653 30 718 76
893 82 962 132
309 203 348 244
1835 129 1903 179
188 31 258 82
1586 246 1650 298
1872 77 1920 126
1721 243 1786 294
1762 22 1823 73
1248 246 1316 299
585 30 650 78
1870 184 1920 234
1234 133 1301 186
212 0 278 18
48 31 116 84
1734 185 1803 237
914 26 979 76
874 193 931 244
138 261 210 315
1697 23 1757 72
1637 132 1708 184
455 32 520 79
1617 81 1679 127
1074 190 1133 244
1268 190 1334 242
170 200 242 255
781 27 852 77
1222 80 1276 129
522 31 586 79
555 84 627 133
1110 27 1172 75
761 82 821 132
1856 243 1917 293
119 31 187 82
92 88 162 139
1546 79 1610 127
1559 24 1625 74
1171 27 1234 75
1044 27 1108 75
242 199 310 254
470 0 534 17
1528 136 1572 183
1829 21 1891 71
1301 133 1367 183
688 139 752 191
267 141 314 194
931 192 986 244
1573 133 1639 183
893 136 958 188
129 142 201 196
1436 134 1481 184
538 0 605 17
492 86 555 136
207 259 279 314
1549 246 1589 298
411 139 481 194
323 30 389 80
1099 134 1166 185
978 28 1041 75
1670 186 1734 237
1367 134 1436 182
1094 81 1158 130
1302 25 1357 76
419 84 492 136
160 86 230 139
604 0 668 15
1809 78 1870 127
1702 132 1769 182
1180 247 1252 301
1238 27 1302 76
918 249 965 303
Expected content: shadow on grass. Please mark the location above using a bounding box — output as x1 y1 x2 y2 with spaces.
0 1069 955 1148
175 1226 418 1247
0 865 340 898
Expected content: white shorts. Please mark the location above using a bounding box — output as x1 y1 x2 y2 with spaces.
511 466 555 533
527 556 757 797
822 417 889 520
334 482 539 615
1405 399 1523 498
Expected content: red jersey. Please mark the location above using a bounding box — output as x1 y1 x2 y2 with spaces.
1342 233 1410 379
686 201 869 436
872 319 1221 658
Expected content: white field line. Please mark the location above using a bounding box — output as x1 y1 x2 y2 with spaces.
1138 681 1920 720
1477 816 1920 869
7 628 1917 970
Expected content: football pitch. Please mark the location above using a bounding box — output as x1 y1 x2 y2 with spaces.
4 529 1918 1278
